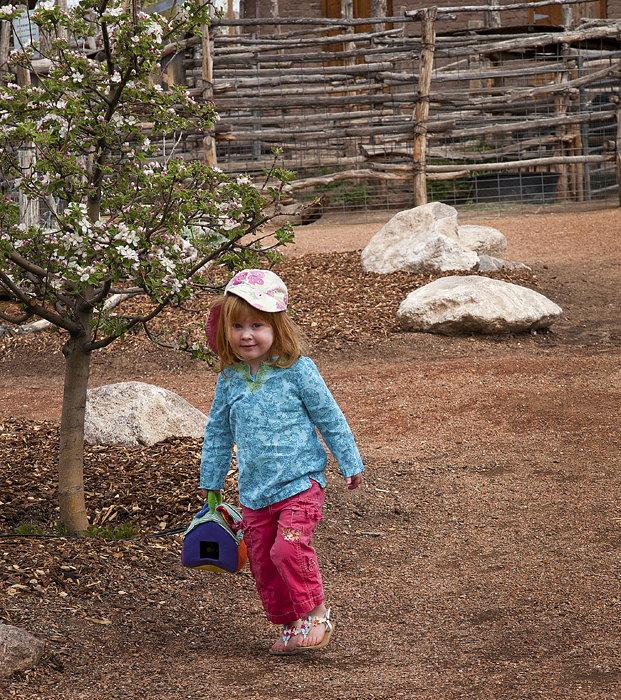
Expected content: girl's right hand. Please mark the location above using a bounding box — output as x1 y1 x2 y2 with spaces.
200 488 221 499
345 473 363 490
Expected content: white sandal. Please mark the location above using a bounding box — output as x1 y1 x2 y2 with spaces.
269 622 303 656
268 609 334 655
298 608 334 651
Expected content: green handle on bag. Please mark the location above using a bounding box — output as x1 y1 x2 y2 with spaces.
207 490 223 514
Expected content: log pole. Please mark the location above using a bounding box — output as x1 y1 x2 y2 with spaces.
201 25 218 168
616 101 621 207
413 6 437 206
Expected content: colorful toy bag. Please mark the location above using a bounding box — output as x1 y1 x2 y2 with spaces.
181 491 248 574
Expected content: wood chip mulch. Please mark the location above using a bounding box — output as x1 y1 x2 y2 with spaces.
1 251 537 358
274 250 536 345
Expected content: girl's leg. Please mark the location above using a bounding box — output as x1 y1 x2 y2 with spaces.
242 482 331 652
241 505 300 625
241 502 306 653
271 481 330 648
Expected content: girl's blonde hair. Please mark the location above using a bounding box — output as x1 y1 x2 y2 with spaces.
213 293 308 373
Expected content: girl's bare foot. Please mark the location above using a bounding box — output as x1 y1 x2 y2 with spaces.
270 618 302 654
296 604 329 648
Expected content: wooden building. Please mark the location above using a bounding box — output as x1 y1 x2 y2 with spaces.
239 0 613 30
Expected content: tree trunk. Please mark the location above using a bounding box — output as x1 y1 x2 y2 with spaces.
58 298 93 535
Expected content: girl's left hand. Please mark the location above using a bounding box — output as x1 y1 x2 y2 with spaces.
345 473 363 490
200 488 220 499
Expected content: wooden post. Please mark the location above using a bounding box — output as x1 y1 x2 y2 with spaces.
484 0 501 29
561 4 573 29
270 0 281 50
228 0 235 35
254 0 260 39
19 147 39 229
341 0 354 59
413 6 436 207
201 24 217 168
370 0 387 38
0 21 11 79
616 101 621 207
270 0 280 33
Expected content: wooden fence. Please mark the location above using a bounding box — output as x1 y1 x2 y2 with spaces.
3 1 621 218
202 1 621 215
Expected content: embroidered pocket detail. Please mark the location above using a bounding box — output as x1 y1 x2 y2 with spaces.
288 505 323 536
282 527 300 542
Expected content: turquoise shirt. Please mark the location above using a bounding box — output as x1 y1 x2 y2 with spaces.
200 356 364 510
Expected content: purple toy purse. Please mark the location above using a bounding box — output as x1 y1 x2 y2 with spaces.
180 491 248 574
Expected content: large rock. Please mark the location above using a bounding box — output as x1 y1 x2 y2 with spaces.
383 233 479 274
397 276 563 335
0 624 45 677
361 202 476 274
85 381 207 447
361 204 512 274
456 224 507 257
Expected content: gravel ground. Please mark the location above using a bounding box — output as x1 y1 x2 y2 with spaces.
1 206 621 699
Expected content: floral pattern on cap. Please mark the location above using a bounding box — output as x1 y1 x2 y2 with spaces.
225 269 288 313
230 270 267 287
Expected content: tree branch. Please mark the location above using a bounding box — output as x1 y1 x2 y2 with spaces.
0 270 80 332
0 307 34 324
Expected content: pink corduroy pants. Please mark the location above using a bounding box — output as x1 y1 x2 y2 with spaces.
241 480 325 625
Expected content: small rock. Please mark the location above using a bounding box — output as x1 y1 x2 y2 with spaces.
456 224 507 257
476 255 532 272
0 624 45 677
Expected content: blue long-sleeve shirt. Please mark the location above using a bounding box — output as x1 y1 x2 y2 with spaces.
200 356 364 510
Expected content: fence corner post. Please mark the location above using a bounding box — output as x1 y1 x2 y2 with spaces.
616 101 621 207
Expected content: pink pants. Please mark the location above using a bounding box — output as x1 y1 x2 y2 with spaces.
241 480 325 625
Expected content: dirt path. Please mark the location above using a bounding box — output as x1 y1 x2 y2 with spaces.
1 207 621 699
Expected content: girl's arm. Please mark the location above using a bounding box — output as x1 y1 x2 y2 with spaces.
200 377 235 492
296 358 364 481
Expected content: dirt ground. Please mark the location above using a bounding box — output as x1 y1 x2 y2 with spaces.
1 206 621 699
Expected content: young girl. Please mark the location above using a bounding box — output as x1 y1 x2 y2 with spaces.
200 269 364 655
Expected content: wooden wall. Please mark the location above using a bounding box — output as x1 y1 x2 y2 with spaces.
241 0 613 28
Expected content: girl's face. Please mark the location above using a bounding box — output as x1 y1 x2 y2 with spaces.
229 312 274 373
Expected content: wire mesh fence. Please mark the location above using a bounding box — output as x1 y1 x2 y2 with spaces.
204 10 621 221
4 4 620 226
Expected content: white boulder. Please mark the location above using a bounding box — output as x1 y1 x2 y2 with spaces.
388 234 479 274
361 202 477 274
361 204 513 274
0 624 45 677
456 224 507 257
397 276 563 335
85 381 207 447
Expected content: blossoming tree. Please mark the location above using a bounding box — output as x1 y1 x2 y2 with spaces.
0 0 294 533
